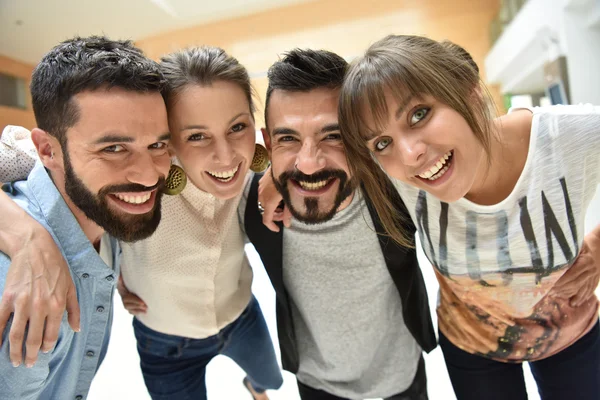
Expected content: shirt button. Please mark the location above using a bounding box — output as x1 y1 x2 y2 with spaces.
82 273 89 279
86 351 94 357
106 275 114 282
75 396 83 400
96 306 105 313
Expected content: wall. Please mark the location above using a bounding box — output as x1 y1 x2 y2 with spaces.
562 2 600 104
137 0 502 127
0 55 35 131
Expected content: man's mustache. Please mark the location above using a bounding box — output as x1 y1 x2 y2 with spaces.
276 169 348 184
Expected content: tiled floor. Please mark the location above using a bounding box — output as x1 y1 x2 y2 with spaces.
88 187 600 400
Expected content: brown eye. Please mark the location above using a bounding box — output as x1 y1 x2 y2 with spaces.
231 123 246 132
103 144 125 153
188 133 205 141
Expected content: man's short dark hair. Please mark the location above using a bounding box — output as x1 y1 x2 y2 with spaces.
264 49 348 131
30 35 165 146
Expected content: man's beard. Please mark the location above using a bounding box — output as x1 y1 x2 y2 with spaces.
272 168 355 224
63 153 165 243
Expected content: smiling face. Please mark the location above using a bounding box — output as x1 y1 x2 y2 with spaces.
366 91 486 203
56 88 171 242
168 81 256 200
265 87 356 224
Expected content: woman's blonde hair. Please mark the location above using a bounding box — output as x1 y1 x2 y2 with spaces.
339 35 496 247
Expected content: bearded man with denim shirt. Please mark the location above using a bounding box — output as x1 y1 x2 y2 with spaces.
0 36 170 399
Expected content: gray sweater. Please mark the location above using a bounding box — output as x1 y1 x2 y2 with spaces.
282 191 421 399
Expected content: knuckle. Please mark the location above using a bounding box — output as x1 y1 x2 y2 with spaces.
26 337 42 348
31 298 46 311
14 295 30 309
9 331 24 343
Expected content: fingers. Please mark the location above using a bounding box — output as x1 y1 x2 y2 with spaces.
41 312 62 353
24 305 45 367
120 290 147 315
0 293 14 347
8 303 27 367
124 306 147 316
122 297 147 315
117 275 129 297
65 283 80 333
261 203 281 233
282 207 292 228
570 280 595 307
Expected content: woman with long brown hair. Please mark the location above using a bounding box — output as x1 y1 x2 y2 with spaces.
338 35 600 399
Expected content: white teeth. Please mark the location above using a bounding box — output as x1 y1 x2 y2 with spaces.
298 180 329 191
207 165 239 181
428 165 449 181
115 193 151 204
418 151 452 179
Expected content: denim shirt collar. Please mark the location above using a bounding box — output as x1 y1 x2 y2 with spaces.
26 161 116 278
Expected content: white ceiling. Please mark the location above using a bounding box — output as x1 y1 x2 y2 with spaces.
0 0 313 64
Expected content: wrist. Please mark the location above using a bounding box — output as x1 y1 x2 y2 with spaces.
0 222 45 257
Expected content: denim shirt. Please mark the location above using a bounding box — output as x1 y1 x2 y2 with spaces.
0 161 120 400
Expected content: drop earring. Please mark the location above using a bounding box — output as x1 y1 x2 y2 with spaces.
164 164 187 195
250 143 270 173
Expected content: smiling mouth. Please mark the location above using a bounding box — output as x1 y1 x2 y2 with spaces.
418 150 453 181
297 179 332 191
206 164 240 183
113 192 152 205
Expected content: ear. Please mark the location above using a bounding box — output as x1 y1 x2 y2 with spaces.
30 128 64 173
261 128 272 156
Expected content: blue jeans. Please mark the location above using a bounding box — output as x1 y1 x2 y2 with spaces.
439 319 600 400
133 296 283 400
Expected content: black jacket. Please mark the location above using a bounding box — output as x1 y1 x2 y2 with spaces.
244 174 436 373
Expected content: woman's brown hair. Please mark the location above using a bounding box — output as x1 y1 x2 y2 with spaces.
338 35 496 247
159 46 257 116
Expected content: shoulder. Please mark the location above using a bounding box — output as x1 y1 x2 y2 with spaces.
531 104 600 134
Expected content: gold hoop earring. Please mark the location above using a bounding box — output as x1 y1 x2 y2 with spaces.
250 143 270 173
164 164 187 195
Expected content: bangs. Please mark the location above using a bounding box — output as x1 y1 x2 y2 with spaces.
340 55 430 142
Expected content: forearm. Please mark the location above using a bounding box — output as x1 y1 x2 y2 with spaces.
0 190 41 256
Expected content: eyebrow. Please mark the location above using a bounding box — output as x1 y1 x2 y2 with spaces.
272 127 297 137
362 95 416 141
93 135 135 144
180 112 250 132
271 122 340 138
394 94 414 121
157 132 171 142
93 132 171 145
320 123 340 134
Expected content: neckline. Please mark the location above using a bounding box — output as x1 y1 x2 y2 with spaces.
454 108 538 212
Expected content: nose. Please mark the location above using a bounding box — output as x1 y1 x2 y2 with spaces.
213 139 235 166
126 151 166 189
295 139 326 175
396 134 427 167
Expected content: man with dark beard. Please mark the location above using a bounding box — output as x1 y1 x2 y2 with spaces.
0 36 170 399
243 49 436 400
